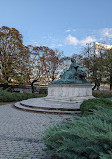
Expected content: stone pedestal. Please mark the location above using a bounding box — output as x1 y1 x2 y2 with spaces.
47 84 93 101
14 83 94 115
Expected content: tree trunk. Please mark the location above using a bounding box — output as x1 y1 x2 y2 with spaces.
110 75 112 90
52 71 55 81
92 83 97 90
92 79 100 90
31 80 38 93
31 82 34 93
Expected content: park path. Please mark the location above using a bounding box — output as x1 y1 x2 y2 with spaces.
0 104 73 159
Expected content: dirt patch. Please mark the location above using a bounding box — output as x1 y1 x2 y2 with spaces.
0 102 15 106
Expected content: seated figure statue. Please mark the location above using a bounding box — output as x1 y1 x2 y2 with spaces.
52 58 90 84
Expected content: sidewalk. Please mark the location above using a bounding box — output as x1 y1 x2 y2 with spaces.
0 104 73 159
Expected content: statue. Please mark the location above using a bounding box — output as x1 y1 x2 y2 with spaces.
52 58 90 84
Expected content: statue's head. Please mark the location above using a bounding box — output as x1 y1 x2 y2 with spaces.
71 58 78 67
71 58 76 63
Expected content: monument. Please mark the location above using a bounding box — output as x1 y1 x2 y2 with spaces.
14 58 94 115
47 58 93 101
52 58 90 84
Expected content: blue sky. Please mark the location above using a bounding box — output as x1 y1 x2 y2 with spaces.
0 0 112 56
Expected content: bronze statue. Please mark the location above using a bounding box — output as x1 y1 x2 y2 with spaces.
52 58 90 84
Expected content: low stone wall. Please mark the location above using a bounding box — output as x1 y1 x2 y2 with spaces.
48 84 93 98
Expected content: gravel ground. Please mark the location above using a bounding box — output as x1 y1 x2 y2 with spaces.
0 104 73 159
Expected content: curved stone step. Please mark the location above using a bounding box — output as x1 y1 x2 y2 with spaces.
44 96 94 103
20 102 80 111
20 98 80 111
14 102 81 115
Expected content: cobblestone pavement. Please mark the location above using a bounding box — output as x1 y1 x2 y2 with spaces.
0 104 73 159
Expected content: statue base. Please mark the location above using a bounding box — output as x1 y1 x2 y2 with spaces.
14 83 94 115
47 83 94 101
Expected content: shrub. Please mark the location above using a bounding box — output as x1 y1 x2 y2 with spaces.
44 108 112 159
0 88 37 102
100 151 112 159
80 98 112 116
39 88 48 94
93 90 112 98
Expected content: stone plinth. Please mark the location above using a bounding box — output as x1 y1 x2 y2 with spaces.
48 84 93 99
14 83 94 115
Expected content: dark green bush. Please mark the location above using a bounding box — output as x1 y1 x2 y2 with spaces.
39 89 48 94
0 89 37 102
100 151 112 159
93 90 112 98
44 108 112 159
80 98 112 115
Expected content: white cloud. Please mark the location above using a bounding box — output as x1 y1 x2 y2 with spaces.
66 35 96 46
80 36 96 46
66 34 79 45
34 41 39 46
42 35 52 39
101 28 112 38
50 44 56 48
50 43 64 48
73 29 76 32
57 44 63 47
65 29 77 32
65 29 71 32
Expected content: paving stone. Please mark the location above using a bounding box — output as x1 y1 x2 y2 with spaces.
0 104 74 158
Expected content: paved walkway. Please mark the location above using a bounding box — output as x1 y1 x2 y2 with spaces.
0 104 73 159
